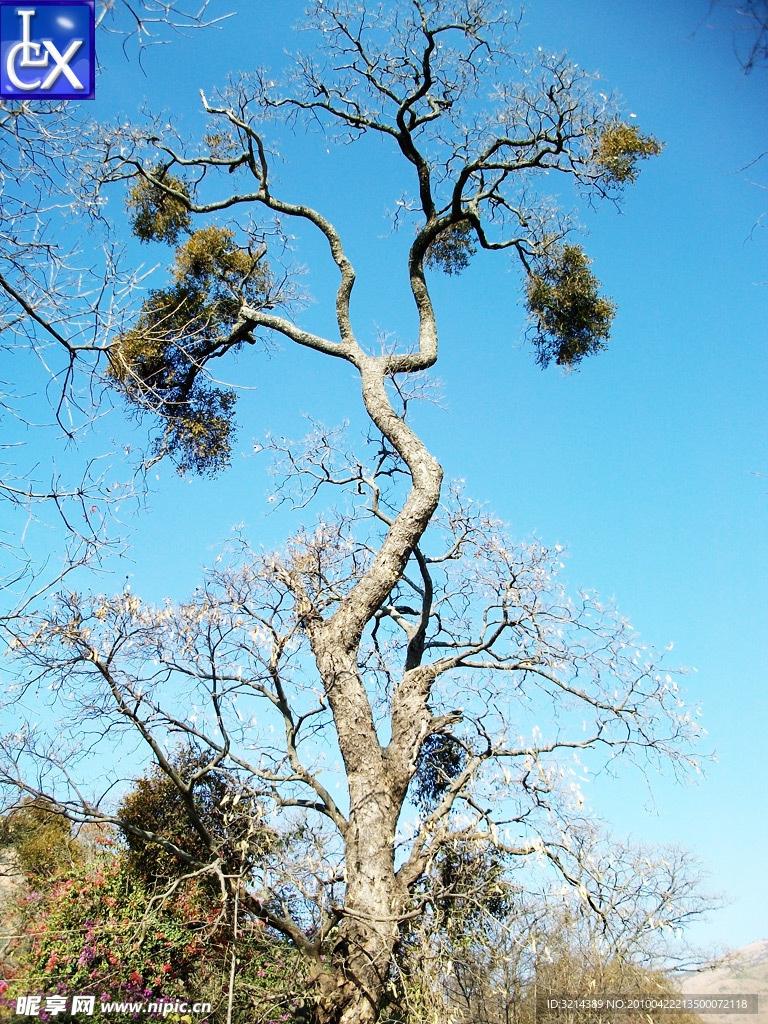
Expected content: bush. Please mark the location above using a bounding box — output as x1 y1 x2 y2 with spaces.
0 799 82 881
0 853 304 1024
116 747 277 890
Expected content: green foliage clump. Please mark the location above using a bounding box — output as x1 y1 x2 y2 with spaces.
433 840 514 930
594 121 663 185
525 243 616 368
393 839 517 1021
423 221 477 275
126 169 192 245
109 226 271 476
412 733 467 811
0 799 82 880
117 748 276 887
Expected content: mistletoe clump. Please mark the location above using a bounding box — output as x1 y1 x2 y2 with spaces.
593 121 663 185
525 243 616 368
126 168 192 245
109 226 271 476
423 221 477 275
412 733 468 811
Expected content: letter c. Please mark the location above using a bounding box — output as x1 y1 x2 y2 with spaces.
6 41 43 90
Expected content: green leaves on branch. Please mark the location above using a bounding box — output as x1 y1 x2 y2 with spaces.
517 122 657 373
117 748 275 889
125 168 192 245
109 226 272 476
412 733 468 811
593 121 663 186
432 840 515 930
525 243 616 369
424 221 477 275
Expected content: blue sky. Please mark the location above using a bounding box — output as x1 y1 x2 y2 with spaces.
8 0 766 955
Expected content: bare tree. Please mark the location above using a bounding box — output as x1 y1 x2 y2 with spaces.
711 0 768 71
1 3 705 1023
712 0 768 251
399 840 711 1023
0 1 233 621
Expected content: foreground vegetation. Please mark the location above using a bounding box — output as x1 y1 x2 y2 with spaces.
0 781 703 1024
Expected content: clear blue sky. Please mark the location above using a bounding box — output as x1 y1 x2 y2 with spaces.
16 0 768 955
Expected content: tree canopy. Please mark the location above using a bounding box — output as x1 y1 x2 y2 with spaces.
0 3 717 1023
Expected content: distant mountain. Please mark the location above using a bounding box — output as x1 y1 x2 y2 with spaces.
679 941 768 1024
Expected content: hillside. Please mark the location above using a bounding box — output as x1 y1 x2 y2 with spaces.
679 941 768 1024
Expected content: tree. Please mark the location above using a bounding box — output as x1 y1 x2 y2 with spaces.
116 745 279 893
0 798 81 880
0 1 231 625
713 0 768 71
396 840 712 1022
0 3 704 1023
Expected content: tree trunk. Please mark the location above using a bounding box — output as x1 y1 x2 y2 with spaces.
300 644 406 1024
310 804 403 1024
298 362 440 1023
311 918 396 1024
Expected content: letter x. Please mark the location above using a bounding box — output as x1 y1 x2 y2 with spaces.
41 39 83 89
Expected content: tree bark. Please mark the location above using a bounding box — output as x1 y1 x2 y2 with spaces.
300 357 442 1022
303 635 408 1021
